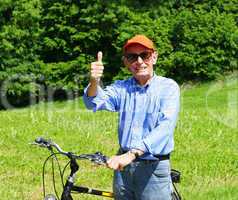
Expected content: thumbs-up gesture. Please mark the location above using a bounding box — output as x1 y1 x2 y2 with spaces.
90 51 104 82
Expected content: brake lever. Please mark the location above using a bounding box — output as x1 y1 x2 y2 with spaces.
90 152 108 165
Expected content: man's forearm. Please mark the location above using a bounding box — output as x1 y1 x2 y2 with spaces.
87 79 99 97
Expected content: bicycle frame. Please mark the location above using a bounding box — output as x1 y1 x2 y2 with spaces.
60 156 113 200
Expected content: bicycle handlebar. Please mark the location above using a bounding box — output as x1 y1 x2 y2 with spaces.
31 137 181 200
31 137 108 165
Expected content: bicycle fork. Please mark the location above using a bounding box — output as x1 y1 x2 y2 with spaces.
61 158 78 200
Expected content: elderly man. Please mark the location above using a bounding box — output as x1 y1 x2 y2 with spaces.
83 35 180 200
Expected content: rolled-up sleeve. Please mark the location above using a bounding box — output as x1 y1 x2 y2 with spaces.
83 82 121 112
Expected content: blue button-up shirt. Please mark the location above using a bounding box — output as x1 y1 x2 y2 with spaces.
83 74 180 160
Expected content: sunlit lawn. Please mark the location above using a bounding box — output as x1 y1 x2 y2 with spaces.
0 74 237 200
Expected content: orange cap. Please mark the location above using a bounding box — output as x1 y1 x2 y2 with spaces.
123 35 155 52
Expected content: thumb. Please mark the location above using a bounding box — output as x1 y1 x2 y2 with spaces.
97 51 103 62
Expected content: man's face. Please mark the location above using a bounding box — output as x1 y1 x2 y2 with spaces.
123 44 157 84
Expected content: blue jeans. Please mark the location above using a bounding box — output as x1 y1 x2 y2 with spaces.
113 160 172 200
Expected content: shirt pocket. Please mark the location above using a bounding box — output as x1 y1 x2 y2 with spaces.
144 98 161 128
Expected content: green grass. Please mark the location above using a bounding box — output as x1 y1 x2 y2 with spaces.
0 74 237 200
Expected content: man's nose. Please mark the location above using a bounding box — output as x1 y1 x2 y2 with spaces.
137 56 143 64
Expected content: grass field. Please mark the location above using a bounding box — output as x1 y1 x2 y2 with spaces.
0 74 237 200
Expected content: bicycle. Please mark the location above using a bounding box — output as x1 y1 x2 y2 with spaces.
31 137 182 200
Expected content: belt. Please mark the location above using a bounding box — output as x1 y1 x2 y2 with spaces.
154 154 170 161
119 149 170 161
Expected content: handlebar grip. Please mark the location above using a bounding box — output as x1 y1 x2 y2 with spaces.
35 137 49 145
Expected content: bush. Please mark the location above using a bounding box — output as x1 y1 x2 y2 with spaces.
0 0 237 108
163 9 238 81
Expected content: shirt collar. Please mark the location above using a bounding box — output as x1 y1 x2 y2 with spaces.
131 73 157 90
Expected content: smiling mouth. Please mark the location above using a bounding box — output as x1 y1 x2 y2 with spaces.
137 66 147 72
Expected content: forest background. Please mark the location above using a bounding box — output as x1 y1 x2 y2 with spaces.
0 0 237 108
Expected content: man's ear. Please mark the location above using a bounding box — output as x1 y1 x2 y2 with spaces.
152 51 158 65
123 56 130 68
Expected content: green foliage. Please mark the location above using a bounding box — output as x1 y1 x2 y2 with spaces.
0 0 237 108
40 54 90 92
161 9 238 81
0 0 42 108
0 0 41 67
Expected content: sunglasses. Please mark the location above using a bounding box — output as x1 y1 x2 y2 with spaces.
124 51 153 63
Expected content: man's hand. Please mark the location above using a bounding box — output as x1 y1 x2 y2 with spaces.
87 51 104 97
106 152 136 171
90 51 104 82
